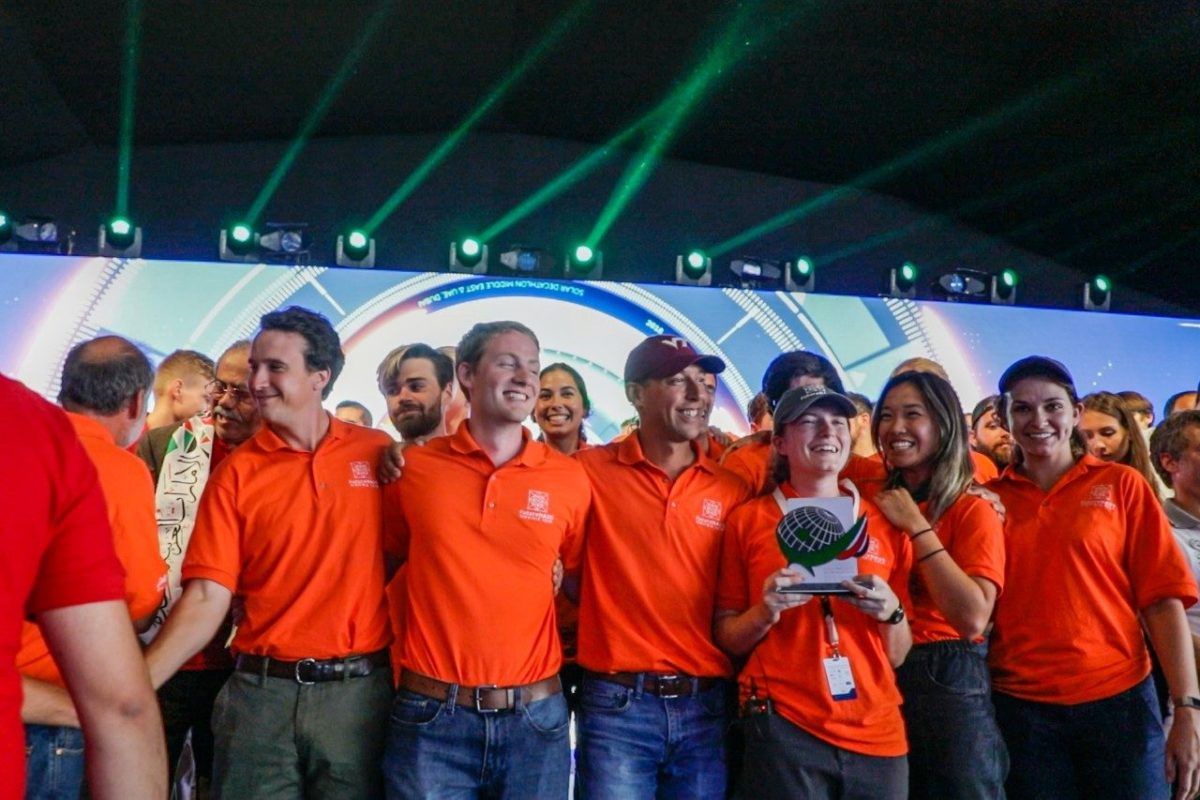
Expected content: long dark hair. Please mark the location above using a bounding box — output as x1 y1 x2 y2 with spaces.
871 372 974 523
1082 391 1159 494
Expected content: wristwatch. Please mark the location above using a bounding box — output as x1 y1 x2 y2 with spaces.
885 603 906 625
1173 696 1200 710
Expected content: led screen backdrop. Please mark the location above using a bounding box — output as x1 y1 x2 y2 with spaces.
2 253 1197 441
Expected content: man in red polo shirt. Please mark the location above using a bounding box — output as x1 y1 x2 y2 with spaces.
1 372 166 800
145 307 394 800
382 321 591 798
574 335 752 798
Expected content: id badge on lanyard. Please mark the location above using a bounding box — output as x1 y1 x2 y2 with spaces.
819 596 857 701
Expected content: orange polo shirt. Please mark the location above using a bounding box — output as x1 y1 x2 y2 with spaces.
717 485 913 757
908 492 1004 645
988 455 1198 704
17 413 166 687
720 437 887 497
575 434 752 678
182 416 392 660
971 450 999 483
383 424 591 686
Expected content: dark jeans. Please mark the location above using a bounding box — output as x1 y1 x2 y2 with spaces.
24 724 85 800
576 676 729 799
738 712 907 800
159 668 232 788
383 687 571 799
211 667 393 800
992 675 1167 800
897 640 1007 799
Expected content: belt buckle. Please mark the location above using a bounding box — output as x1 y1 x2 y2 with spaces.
294 658 318 685
473 684 501 713
656 674 687 699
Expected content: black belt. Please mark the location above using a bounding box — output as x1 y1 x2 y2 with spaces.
585 670 723 698
235 650 390 684
400 671 562 713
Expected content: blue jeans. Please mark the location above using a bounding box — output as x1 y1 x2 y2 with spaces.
24 724 85 800
992 675 1167 800
576 676 728 799
897 640 1008 799
383 687 570 799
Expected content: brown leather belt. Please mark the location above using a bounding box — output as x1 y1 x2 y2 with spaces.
235 650 389 684
400 670 561 713
585 670 723 698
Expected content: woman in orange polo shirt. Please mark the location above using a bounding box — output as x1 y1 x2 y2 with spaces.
534 363 591 456
870 371 1007 798
1080 390 1160 492
989 356 1200 800
715 385 912 799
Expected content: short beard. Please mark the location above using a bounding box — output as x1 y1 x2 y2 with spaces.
396 401 443 441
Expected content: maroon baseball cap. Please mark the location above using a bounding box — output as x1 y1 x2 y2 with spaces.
624 335 725 382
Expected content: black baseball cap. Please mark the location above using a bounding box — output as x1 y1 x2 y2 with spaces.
998 356 1075 394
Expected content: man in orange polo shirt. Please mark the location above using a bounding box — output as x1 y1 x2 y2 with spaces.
18 336 167 799
382 321 591 798
574 335 752 798
145 307 394 800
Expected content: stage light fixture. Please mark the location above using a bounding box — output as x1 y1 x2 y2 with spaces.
258 223 311 262
1082 274 1111 312
2 215 70 254
729 256 784 290
565 244 603 279
0 212 11 247
219 223 259 262
499 247 551 275
675 251 712 286
99 216 142 257
450 238 488 274
935 269 988 301
336 229 375 268
888 262 919 299
785 256 815 292
990 268 1018 305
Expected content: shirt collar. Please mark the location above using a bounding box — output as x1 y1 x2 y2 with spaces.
995 453 1105 491
65 411 116 446
616 431 714 474
449 421 544 467
253 412 344 453
1166 499 1200 530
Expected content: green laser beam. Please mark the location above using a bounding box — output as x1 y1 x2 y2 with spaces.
115 0 143 217
363 0 593 234
244 0 396 227
1119 227 1200 277
817 122 1197 267
709 30 1178 259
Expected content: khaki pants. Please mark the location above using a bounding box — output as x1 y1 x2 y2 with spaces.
212 667 393 800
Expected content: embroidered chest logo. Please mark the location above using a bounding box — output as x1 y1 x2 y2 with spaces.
694 497 725 530
1081 483 1116 511
518 489 555 524
860 534 887 566
348 460 378 488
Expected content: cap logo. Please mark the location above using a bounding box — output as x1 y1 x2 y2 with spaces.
660 337 690 350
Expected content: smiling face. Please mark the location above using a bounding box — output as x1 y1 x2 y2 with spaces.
535 368 586 440
1080 409 1131 463
458 330 540 426
384 356 452 441
1004 377 1081 463
211 348 260 446
628 364 711 444
876 382 940 484
775 402 852 479
972 407 1014 465
249 330 329 429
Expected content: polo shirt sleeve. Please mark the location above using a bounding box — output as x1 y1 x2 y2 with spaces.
1123 472 1199 610
27 411 125 616
382 481 410 563
716 504 755 612
945 495 1005 594
559 468 592 574
181 471 241 592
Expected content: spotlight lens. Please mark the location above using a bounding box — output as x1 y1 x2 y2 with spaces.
0 213 8 228
348 231 368 249
574 245 594 263
38 222 58 243
1001 269 1018 288
795 258 813 277
1094 275 1111 293
461 238 481 257
901 262 917 282
231 224 252 243
687 251 705 270
110 218 131 236
280 231 304 253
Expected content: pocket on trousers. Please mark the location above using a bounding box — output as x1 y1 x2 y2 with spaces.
697 684 728 718
922 651 988 697
521 694 570 737
579 680 633 715
388 689 444 728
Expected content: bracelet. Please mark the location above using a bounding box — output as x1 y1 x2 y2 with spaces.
909 527 934 541
918 548 947 563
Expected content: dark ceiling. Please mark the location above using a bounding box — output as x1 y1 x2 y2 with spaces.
2 1 1197 308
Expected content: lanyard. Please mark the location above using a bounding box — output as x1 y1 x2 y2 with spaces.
819 596 842 659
